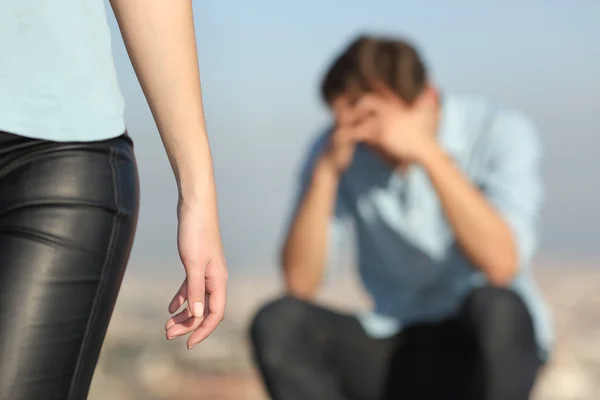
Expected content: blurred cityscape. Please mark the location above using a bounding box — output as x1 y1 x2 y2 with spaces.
89 264 600 400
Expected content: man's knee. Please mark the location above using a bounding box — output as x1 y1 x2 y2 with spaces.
462 287 542 397
462 286 534 344
249 296 309 366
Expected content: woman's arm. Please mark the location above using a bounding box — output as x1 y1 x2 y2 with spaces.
110 0 227 349
110 0 212 203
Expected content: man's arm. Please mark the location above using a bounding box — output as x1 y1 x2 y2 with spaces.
420 112 542 285
281 135 348 299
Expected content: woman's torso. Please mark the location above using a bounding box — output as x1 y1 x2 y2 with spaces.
0 0 125 142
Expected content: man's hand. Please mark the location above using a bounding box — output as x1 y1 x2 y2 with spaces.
321 108 379 174
164 200 228 349
355 91 439 165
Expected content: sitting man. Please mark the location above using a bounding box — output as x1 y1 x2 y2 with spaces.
250 35 553 400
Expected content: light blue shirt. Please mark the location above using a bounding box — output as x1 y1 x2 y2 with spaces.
295 94 553 356
0 0 125 142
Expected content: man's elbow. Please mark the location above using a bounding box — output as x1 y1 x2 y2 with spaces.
280 252 319 299
285 281 319 300
283 267 320 300
484 250 519 287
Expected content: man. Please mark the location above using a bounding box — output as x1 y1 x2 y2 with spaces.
250 35 553 400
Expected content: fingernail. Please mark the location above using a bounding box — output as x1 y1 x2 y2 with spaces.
193 302 204 318
188 343 198 350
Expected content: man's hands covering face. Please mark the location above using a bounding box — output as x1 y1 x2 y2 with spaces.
322 90 440 174
355 90 439 164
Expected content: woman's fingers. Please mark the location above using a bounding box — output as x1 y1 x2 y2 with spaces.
165 314 203 339
186 285 226 348
165 307 192 332
168 279 187 314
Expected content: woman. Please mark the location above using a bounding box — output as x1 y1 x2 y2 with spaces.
0 1 228 398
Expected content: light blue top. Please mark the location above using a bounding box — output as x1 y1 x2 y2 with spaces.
294 94 553 356
0 0 125 142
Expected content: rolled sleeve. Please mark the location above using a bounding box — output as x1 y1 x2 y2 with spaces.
287 130 351 277
482 111 543 268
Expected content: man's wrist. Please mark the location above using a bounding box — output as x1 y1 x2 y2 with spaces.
313 156 342 187
418 141 450 172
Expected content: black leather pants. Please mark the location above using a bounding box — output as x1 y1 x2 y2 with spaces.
0 131 139 399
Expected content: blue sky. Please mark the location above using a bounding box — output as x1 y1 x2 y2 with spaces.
105 1 599 274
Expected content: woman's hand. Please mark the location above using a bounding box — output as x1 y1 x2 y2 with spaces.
164 200 228 349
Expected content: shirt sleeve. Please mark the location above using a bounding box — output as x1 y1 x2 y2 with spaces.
481 110 543 269
286 129 351 277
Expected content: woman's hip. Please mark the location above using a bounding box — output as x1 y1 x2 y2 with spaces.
0 131 139 214
0 131 140 398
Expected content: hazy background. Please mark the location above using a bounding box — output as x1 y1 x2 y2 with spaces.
107 0 599 278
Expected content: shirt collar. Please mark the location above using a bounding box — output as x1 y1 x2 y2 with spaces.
436 94 467 161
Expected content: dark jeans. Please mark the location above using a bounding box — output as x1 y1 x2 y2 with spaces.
0 131 139 399
250 287 544 400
